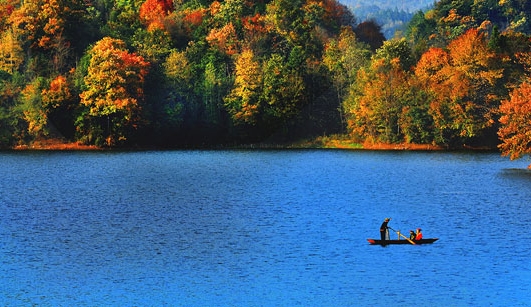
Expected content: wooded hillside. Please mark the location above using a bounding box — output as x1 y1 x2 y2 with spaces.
1 0 531 160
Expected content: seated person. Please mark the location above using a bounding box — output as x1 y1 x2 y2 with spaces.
409 230 416 240
415 228 423 240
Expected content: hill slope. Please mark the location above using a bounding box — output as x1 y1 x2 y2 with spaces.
340 0 434 12
340 0 435 38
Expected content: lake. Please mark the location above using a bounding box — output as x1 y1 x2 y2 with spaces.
1 150 530 306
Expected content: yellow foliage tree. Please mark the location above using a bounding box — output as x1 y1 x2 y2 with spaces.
0 29 24 73
224 48 262 124
79 37 149 145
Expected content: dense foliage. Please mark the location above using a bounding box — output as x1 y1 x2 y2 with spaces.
1 0 531 160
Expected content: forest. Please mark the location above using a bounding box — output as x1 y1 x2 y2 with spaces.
1 0 531 160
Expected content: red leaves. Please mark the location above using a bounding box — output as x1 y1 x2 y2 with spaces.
139 0 174 31
42 75 72 109
183 8 207 27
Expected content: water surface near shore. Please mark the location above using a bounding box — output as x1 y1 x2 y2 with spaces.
1 150 530 306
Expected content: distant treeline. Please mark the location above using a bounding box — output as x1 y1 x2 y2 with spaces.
343 0 434 38
1 0 531 159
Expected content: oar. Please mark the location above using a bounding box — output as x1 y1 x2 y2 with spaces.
389 227 416 245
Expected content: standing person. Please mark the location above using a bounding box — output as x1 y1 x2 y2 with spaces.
409 230 416 240
380 218 390 241
415 228 423 240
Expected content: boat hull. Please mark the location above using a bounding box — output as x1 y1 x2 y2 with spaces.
367 238 438 245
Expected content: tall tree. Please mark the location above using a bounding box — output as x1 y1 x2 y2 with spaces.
323 27 371 129
345 57 411 143
0 29 24 74
261 53 305 126
79 37 149 146
18 77 48 138
224 48 262 124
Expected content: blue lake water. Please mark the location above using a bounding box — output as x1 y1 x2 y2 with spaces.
1 150 530 306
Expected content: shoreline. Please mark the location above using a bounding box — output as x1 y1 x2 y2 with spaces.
12 139 101 151
8 138 497 152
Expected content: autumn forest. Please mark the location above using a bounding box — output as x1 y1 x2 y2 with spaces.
1 0 531 159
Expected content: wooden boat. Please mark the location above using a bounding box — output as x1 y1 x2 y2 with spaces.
367 238 439 245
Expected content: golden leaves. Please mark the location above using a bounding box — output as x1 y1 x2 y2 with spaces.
80 37 149 117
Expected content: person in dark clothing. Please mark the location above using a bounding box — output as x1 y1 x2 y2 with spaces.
409 230 416 240
380 218 390 241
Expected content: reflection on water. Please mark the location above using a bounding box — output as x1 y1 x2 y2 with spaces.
1 150 530 306
501 168 531 180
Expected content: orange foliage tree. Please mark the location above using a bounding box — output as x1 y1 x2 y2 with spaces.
181 8 208 35
79 37 149 146
498 51 531 163
415 28 503 145
42 75 72 109
498 81 531 164
5 0 85 73
206 22 240 55
346 58 412 143
139 0 174 31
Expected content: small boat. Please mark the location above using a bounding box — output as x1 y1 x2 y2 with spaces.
367 238 439 245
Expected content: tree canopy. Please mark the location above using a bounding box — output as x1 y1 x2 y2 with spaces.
1 0 531 163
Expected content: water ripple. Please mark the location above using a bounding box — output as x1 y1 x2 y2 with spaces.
0 151 530 306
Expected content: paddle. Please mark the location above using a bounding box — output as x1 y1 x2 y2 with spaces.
389 227 416 245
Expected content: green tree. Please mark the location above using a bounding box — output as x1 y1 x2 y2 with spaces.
323 27 371 129
398 77 435 144
405 10 437 58
158 49 190 132
261 53 305 126
102 0 144 46
18 77 49 138
265 0 307 47
374 37 415 71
